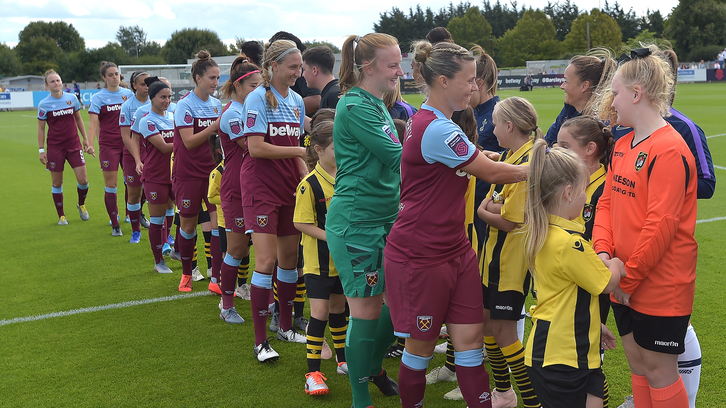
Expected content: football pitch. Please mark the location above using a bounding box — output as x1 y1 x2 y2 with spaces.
0 83 724 407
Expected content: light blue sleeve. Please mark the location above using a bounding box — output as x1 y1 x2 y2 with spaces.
139 117 160 139
242 92 268 136
89 92 102 114
220 106 245 140
421 119 476 169
119 100 133 126
131 105 149 134
72 94 81 112
298 94 305 129
37 100 48 120
174 99 194 128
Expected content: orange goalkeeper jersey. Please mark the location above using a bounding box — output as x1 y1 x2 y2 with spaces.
593 124 697 317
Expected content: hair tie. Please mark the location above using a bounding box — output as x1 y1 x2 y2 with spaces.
354 35 361 43
275 47 297 62
545 147 550 153
304 134 311 147
235 70 260 83
242 59 248 63
532 126 539 133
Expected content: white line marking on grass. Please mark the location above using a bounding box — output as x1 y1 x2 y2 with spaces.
713 165 726 171
0 291 212 326
697 216 726 224
706 133 726 139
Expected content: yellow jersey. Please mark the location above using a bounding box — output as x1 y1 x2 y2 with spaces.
573 164 606 243
464 176 478 252
208 162 224 228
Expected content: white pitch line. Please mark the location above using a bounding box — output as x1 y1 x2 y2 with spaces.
713 165 726 171
0 291 211 326
706 133 726 139
696 216 726 224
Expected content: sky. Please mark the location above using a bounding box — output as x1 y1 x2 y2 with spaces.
1 0 681 49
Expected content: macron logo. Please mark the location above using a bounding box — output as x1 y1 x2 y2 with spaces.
495 305 513 311
655 340 679 347
269 123 301 137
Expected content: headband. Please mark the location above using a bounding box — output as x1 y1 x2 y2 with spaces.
235 70 260 83
131 70 149 84
275 47 298 62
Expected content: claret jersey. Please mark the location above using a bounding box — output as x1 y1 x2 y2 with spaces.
173 91 222 181
139 110 175 184
219 100 246 202
37 92 82 150
89 87 134 149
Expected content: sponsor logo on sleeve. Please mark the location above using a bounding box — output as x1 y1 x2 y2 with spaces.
445 131 469 157
120 113 125 123
230 118 241 135
417 315 433 332
39 109 46 117
572 239 584 252
130 117 135 126
183 110 193 124
382 124 399 144
147 121 156 132
635 152 648 171
246 110 258 128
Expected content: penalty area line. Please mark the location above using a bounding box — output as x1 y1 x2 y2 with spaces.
0 291 212 326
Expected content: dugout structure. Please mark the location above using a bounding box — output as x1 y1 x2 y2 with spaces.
119 64 233 102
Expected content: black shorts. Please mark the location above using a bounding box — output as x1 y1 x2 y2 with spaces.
482 276 529 321
173 205 211 226
218 226 227 253
305 274 344 300
611 303 689 354
527 364 605 407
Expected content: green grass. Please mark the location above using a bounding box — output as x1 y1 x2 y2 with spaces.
1 83 724 407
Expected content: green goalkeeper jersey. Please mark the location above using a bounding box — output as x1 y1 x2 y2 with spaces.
327 86 402 235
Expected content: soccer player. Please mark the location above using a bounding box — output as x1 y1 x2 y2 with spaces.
478 97 543 408
544 53 615 146
137 77 175 274
294 121 349 396
241 39 308 363
37 70 93 225
327 32 403 408
302 46 340 110
173 50 222 293
594 45 698 408
120 70 150 244
88 61 134 236
523 139 625 408
216 53 260 324
384 40 527 408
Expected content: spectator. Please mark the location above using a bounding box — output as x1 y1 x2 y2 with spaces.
699 60 705 69
718 50 724 69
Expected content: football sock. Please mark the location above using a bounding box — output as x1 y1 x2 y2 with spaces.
221 254 240 310
651 377 688 408
306 317 327 373
178 228 195 276
275 267 298 332
52 186 64 217
202 230 212 270
210 229 221 281
456 348 493 407
237 255 250 286
346 317 377 408
679 325 701 408
502 341 540 407
370 304 396 376
191 242 198 271
603 375 610 408
484 336 511 392
77 183 88 206
149 217 164 263
250 272 272 345
399 350 432 408
127 202 140 232
329 312 348 363
104 187 118 227
632 374 653 408
445 337 456 372
294 275 306 318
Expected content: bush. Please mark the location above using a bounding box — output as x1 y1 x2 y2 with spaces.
687 45 724 63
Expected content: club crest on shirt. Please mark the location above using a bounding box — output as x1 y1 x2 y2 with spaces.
102 160 110 168
417 315 433 332
230 119 241 135
183 110 193 124
635 151 648 171
49 162 56 169
491 190 504 204
148 121 156 132
150 192 157 200
214 107 219 114
235 217 244 227
247 110 258 128
122 96 128 101
583 204 594 222
365 271 379 287
181 199 191 208
257 215 268 227
382 124 399 144
127 175 134 183
445 131 469 157
293 107 300 119
120 113 125 123
66 100 72 106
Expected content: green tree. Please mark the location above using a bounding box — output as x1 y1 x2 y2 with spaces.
447 6 493 48
374 2 470 51
544 0 581 41
0 43 23 77
602 1 640 41
161 28 227 64
482 0 524 38
563 9 622 54
116 25 148 58
497 9 561 67
15 21 85 75
140 41 162 57
664 0 726 60
639 9 664 38
303 40 341 54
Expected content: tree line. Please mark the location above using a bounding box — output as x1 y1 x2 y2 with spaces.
375 0 726 67
0 23 339 81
